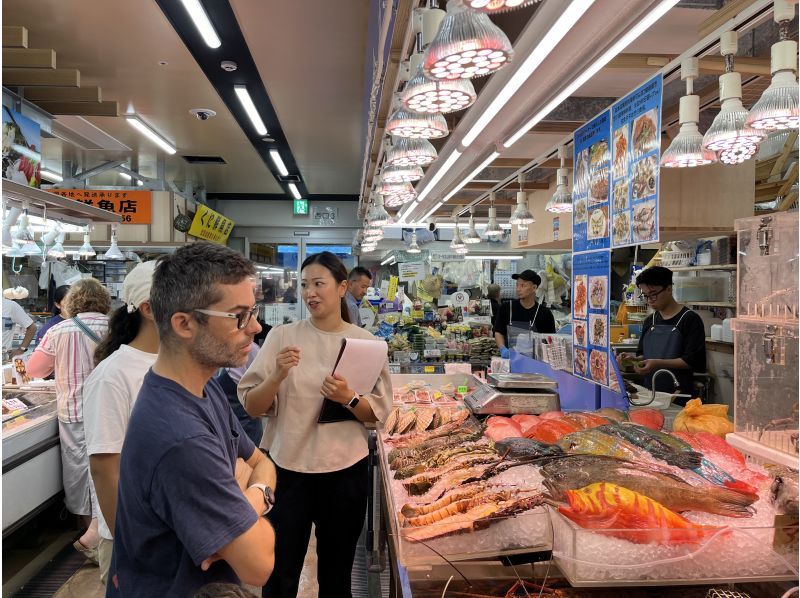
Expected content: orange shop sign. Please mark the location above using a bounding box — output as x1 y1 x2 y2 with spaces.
47 189 152 224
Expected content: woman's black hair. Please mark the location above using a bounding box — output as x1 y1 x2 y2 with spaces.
300 251 351 324
94 305 143 366
52 285 70 315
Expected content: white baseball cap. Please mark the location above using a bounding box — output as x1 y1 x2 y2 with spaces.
122 261 157 313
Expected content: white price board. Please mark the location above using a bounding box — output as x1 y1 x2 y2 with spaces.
398 262 425 282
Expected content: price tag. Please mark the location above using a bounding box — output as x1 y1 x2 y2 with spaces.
457 386 468 394
388 364 402 374
423 349 441 358
424 366 435 373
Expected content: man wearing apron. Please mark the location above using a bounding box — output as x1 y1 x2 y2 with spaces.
493 270 556 358
618 266 706 405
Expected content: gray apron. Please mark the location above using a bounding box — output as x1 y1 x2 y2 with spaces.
642 310 694 395
506 299 541 354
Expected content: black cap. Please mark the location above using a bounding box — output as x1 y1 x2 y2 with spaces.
511 269 541 286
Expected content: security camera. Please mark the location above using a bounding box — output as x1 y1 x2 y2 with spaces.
427 218 437 232
189 108 216 121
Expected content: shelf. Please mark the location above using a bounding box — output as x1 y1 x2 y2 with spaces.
2 179 122 225
687 302 737 307
671 264 737 272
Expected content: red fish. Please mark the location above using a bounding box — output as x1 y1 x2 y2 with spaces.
562 412 611 430
558 482 723 545
527 418 582 443
672 431 768 489
484 416 522 442
510 414 540 436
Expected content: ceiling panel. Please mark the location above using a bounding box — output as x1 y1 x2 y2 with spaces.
2 0 283 194
232 0 370 195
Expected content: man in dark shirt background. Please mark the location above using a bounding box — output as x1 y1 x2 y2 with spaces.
618 265 706 402
493 270 556 358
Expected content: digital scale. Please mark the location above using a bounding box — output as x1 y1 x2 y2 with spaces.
464 373 560 415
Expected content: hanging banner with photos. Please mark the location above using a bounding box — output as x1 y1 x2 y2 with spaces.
572 110 611 253
610 73 663 247
572 249 611 387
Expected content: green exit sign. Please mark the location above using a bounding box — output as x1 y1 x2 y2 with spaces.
293 199 308 215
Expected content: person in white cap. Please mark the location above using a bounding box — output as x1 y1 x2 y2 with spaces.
83 261 159 583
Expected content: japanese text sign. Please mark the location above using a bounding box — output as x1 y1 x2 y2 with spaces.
188 204 235 245
47 189 152 224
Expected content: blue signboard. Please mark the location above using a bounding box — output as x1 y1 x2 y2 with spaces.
572 250 611 387
572 110 611 253
610 73 663 247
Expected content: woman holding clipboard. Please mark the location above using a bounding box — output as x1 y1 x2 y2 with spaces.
238 251 392 597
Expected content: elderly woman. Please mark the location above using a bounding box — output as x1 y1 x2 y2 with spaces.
27 278 110 562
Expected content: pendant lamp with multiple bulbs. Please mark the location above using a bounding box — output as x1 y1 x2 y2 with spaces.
424 1 513 81
386 106 449 139
368 195 393 227
378 181 417 208
382 164 424 183
385 137 438 167
463 0 539 14
403 66 478 114
509 173 535 226
546 146 573 213
746 0 798 131
662 58 717 168
702 31 764 164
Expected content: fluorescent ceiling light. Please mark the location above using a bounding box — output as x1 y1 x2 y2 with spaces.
179 0 221 48
380 254 395 265
461 0 593 148
287 183 302 200
463 255 524 260
126 115 177 154
504 0 680 148
118 172 144 186
416 149 463 204
234 85 268 136
418 201 444 224
40 168 63 182
443 151 500 202
269 149 289 176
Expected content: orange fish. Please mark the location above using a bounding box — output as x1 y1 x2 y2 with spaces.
558 482 723 545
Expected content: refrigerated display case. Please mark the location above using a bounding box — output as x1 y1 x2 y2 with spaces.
2 387 62 536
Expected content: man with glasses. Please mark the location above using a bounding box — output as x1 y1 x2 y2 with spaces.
109 242 276 596
617 266 706 403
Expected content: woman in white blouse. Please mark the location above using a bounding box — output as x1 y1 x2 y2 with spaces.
238 252 391 597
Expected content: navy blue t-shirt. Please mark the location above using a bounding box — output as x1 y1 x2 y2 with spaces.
107 370 258 598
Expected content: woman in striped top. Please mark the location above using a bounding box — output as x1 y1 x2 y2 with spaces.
28 278 110 562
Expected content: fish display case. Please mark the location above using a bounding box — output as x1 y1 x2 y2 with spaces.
2 386 62 536
728 212 799 468
378 383 553 568
550 506 798 586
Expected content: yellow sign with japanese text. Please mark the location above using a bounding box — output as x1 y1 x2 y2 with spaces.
387 276 399 302
188 204 234 245
48 189 152 224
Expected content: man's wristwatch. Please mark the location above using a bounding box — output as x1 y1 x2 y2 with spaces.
249 483 275 516
345 393 360 409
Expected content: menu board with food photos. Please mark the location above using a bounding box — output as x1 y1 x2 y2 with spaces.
610 73 663 248
572 250 611 387
572 110 611 253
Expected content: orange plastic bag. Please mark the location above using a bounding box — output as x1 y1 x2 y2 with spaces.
672 398 734 438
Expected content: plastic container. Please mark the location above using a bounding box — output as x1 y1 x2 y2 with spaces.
550 508 798 587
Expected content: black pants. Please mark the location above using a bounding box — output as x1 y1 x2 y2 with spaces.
263 457 368 598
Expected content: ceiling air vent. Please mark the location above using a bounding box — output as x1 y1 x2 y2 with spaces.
181 155 227 164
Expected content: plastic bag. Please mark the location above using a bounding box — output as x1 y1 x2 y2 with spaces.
672 398 734 437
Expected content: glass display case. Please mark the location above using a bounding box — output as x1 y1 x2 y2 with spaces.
2 387 62 536
728 212 799 467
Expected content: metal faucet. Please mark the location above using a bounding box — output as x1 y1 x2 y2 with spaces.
629 369 692 406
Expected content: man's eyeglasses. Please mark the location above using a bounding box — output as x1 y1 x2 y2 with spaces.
638 287 666 301
194 306 260 330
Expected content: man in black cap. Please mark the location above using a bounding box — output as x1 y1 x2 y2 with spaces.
493 269 556 358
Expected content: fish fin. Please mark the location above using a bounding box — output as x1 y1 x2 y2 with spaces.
723 479 760 500
668 450 703 469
